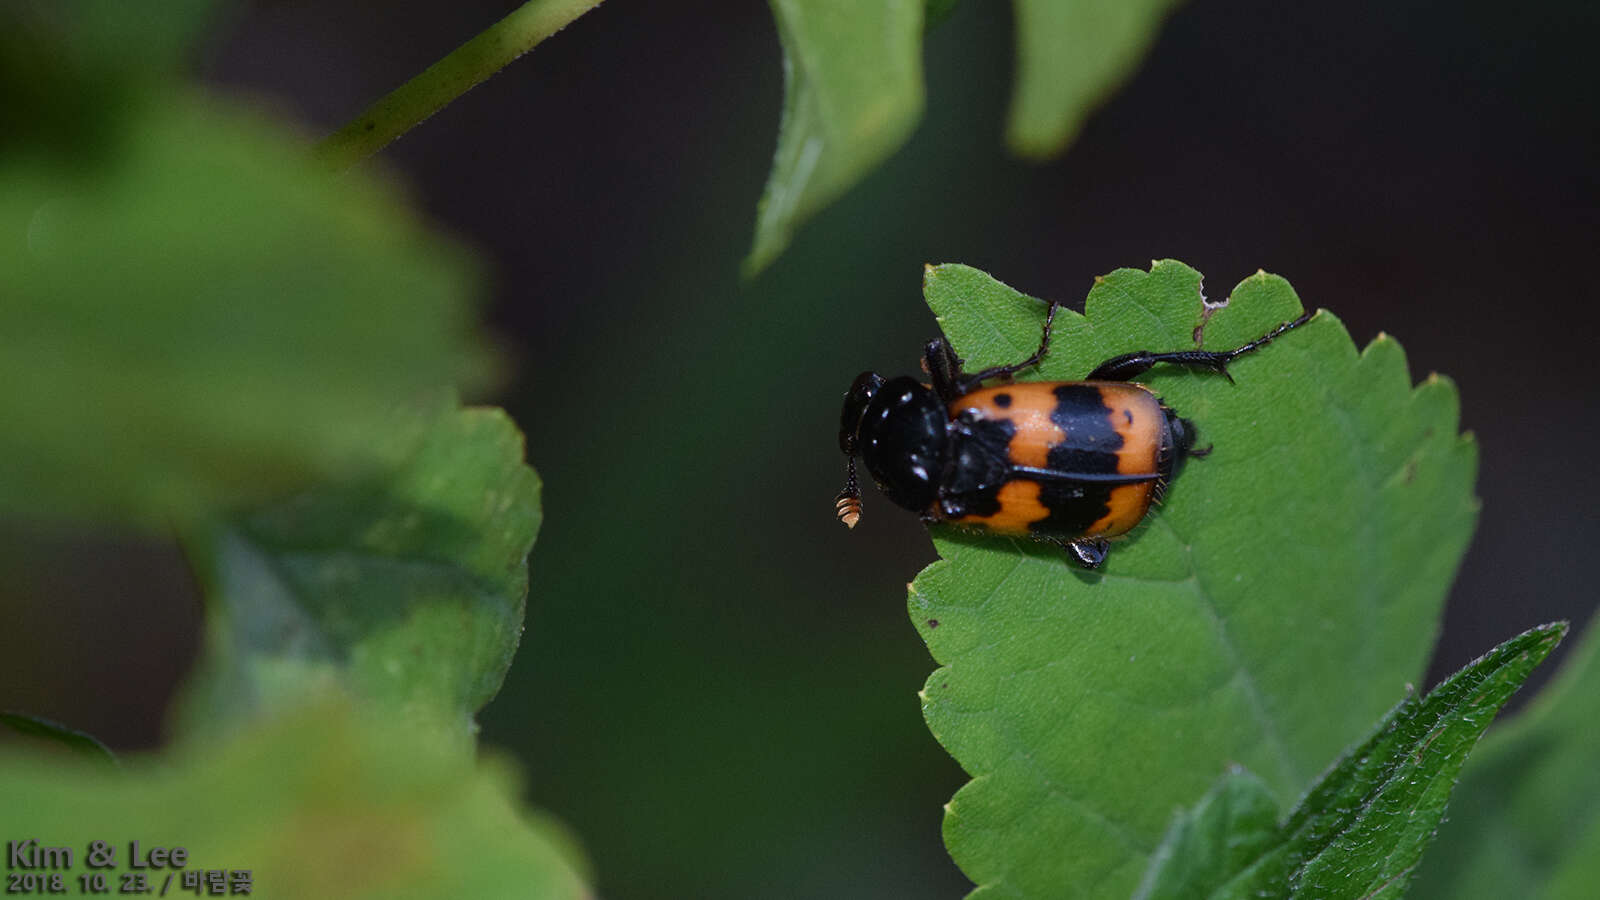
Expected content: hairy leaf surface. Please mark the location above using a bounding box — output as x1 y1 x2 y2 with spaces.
1410 611 1600 900
1137 623 1564 899
1131 767 1278 900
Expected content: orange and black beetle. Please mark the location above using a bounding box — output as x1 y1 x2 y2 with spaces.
834 300 1312 568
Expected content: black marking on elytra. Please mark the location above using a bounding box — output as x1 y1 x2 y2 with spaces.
1045 385 1124 472
1030 384 1123 536
937 414 1015 520
993 392 1012 408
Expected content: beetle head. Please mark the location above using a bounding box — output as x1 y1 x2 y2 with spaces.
839 372 885 455
835 374 948 528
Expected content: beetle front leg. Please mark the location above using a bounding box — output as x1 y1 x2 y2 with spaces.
954 299 1063 393
923 338 965 404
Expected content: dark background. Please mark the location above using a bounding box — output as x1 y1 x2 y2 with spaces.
4 1 1597 898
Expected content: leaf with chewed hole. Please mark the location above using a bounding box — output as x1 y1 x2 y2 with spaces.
1410 610 1600 900
1136 623 1564 900
176 395 539 748
909 261 1478 898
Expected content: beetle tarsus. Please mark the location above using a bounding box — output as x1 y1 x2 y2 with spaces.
1059 538 1109 569
834 455 863 528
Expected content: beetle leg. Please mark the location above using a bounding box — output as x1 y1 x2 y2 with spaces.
1085 311 1313 382
923 338 964 404
953 300 1063 393
1087 349 1236 383
1056 538 1109 569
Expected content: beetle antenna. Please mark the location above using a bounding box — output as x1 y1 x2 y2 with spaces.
834 456 862 529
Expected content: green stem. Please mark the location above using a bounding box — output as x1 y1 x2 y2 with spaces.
315 0 604 171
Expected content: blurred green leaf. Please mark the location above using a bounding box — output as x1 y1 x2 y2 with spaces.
177 398 540 744
0 94 492 529
748 1 1183 270
1136 623 1565 900
0 711 116 764
1 0 220 158
910 261 1478 897
1410 611 1600 900
1007 0 1183 158
0 704 589 900
925 0 963 30
15 0 219 73
746 0 924 274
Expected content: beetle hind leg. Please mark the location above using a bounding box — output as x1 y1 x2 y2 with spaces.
1054 538 1109 569
1088 349 1237 383
1085 311 1313 382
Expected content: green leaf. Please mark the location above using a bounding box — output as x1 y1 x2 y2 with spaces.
925 0 963 30
1132 767 1279 900
0 93 491 530
0 704 589 900
0 712 116 764
1136 623 1566 900
176 398 540 744
1410 611 1600 900
747 1 1183 271
910 261 1479 898
746 0 925 274
8 0 219 76
1007 0 1184 158
1 0 219 156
